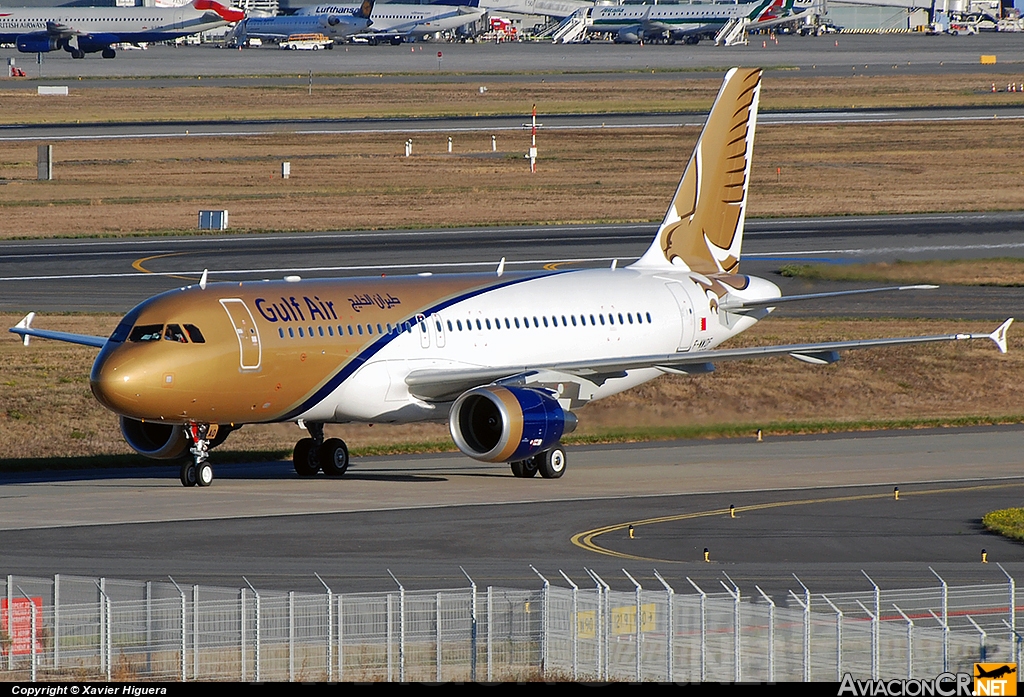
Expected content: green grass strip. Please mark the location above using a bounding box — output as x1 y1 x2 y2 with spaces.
983 508 1024 542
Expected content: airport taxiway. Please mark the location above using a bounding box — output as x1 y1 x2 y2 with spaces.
2 212 1022 318
1 426 1023 595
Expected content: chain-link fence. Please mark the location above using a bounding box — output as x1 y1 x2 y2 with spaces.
1 570 1019 682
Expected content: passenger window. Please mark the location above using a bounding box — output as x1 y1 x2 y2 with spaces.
183 324 205 343
646 312 652 323
457 320 463 331
447 320 453 332
377 324 383 335
319 326 324 337
485 318 492 330
514 318 520 328
542 317 549 327
279 328 285 338
289 327 295 338
475 319 482 330
129 324 163 342
357 325 364 336
299 327 305 338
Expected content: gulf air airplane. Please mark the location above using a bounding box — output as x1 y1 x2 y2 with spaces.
10 68 1012 488
0 0 244 59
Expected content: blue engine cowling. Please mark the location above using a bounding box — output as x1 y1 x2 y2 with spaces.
16 35 60 53
449 386 577 463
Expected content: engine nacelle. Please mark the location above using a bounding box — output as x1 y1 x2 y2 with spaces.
614 27 641 43
16 35 59 53
449 386 577 463
120 417 189 460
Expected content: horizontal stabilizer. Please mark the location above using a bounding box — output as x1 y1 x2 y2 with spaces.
9 313 107 348
718 285 938 313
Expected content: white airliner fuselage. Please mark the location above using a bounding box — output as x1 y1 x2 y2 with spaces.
294 3 486 40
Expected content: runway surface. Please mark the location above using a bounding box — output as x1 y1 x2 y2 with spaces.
1 34 1022 82
2 426 1023 596
2 212 1022 318
4 104 1023 141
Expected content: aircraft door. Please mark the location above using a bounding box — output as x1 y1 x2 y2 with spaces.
416 313 430 349
665 283 695 352
220 298 262 370
174 9 185 30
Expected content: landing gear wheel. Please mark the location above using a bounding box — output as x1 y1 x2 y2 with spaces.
71 49 84 59
196 462 214 487
101 48 116 59
319 438 349 476
538 446 567 479
293 437 320 476
510 458 538 478
180 461 197 487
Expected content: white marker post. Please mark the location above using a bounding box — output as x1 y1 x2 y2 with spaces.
529 104 538 173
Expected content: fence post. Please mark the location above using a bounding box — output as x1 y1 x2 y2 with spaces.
461 567 477 682
193 584 200 680
240 588 247 682
388 570 406 682
755 586 775 683
243 577 261 683
386 593 393 682
145 581 152 675
686 578 707 683
289 591 295 682
6 576 12 671
53 574 60 672
98 578 106 677
790 575 811 682
95 582 111 682
856 600 878 680
862 571 881 680
530 566 550 678
16 586 37 683
998 563 1016 654
338 595 344 681
721 573 741 682
929 567 949 671
893 604 914 678
168 577 187 682
487 586 493 683
435 591 442 682
588 569 611 680
823 595 844 681
623 569 643 682
655 571 675 682
316 574 333 682
965 615 987 662
559 571 579 681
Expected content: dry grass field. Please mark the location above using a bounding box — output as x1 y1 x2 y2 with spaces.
3 119 1024 237
782 259 1024 286
1 314 1019 463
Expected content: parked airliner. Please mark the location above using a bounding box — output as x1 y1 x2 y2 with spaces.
292 2 485 43
11 68 1012 487
0 0 244 59
239 0 373 42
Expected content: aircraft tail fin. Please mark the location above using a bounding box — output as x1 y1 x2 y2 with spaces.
355 0 375 18
631 67 762 274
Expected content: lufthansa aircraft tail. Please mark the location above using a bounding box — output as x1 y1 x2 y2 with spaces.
632 67 762 274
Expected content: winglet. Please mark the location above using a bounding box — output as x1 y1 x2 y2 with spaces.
14 312 35 346
990 318 1013 354
199 268 209 290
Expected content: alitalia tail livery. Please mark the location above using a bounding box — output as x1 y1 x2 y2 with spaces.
0 0 244 59
11 68 1012 487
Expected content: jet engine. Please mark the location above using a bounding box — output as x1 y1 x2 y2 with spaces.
16 35 60 53
614 27 641 43
449 386 577 463
120 417 189 460
120 417 235 460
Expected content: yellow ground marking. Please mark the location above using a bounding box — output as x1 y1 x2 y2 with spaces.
132 252 194 281
570 482 1024 563
543 261 575 271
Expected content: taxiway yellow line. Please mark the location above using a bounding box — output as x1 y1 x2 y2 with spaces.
570 481 1024 563
132 252 194 282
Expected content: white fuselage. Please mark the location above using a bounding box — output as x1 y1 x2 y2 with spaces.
299 268 778 424
296 4 485 36
0 6 232 45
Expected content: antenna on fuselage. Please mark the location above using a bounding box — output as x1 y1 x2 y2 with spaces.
496 257 505 277
199 269 209 290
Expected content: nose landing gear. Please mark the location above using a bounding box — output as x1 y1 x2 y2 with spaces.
181 422 214 487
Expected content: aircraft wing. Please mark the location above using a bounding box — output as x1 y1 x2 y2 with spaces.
717 284 939 313
406 319 1012 402
8 313 107 348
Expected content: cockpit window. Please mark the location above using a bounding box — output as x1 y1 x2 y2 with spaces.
184 324 205 344
164 324 188 343
128 324 163 342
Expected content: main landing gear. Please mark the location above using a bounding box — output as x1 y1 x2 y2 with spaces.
509 444 567 479
180 422 214 488
293 422 350 477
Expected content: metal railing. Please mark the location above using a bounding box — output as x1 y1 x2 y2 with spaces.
1 568 1019 682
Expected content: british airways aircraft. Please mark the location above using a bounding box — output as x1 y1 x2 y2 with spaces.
11 68 1012 487
0 0 244 59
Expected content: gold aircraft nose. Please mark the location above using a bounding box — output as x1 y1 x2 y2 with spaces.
90 346 150 418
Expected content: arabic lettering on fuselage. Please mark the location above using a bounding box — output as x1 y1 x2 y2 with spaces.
348 293 401 313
